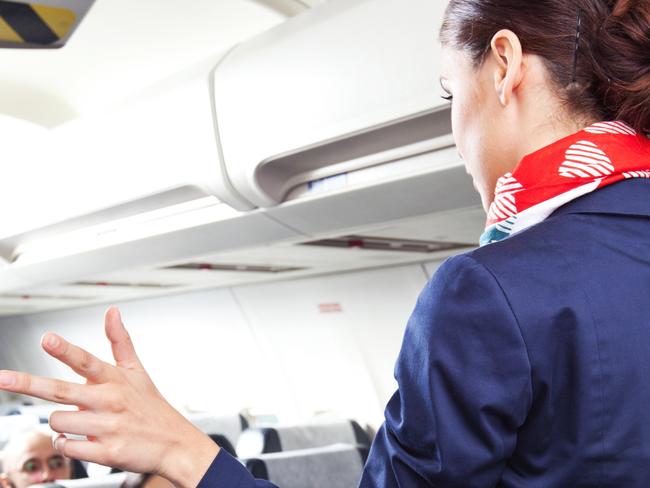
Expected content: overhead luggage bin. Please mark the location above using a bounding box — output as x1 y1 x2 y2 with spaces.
0 57 304 294
0 0 483 313
210 0 479 230
0 57 250 248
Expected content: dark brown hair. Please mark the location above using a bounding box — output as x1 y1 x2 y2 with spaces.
440 0 650 134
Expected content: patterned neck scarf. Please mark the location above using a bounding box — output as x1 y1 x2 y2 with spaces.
480 121 650 246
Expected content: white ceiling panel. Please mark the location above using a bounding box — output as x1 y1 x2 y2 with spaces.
0 0 287 126
0 206 482 317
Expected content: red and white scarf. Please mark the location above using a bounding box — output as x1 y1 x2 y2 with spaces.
481 121 650 246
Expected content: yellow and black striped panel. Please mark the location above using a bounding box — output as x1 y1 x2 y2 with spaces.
0 0 75 45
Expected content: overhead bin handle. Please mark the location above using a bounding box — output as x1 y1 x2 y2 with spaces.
255 107 453 204
207 46 258 212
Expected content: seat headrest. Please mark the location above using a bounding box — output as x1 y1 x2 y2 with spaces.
208 434 237 457
186 413 247 447
70 459 88 479
236 428 282 458
244 444 366 488
236 419 370 458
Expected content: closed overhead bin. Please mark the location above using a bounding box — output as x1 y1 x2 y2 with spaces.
211 0 480 236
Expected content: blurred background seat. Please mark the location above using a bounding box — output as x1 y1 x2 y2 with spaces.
244 444 368 488
236 419 371 458
187 412 248 450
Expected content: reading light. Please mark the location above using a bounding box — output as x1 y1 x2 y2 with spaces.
14 196 240 264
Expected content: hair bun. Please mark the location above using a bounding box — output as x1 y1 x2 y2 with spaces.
593 0 650 133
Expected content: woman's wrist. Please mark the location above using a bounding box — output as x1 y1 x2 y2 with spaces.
160 425 221 488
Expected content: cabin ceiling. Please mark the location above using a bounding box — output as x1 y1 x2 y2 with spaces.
0 0 326 127
0 207 483 317
0 0 478 319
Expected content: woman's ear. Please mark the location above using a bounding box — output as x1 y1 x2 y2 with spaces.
489 29 524 106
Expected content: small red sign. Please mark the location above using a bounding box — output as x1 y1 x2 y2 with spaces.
318 303 343 313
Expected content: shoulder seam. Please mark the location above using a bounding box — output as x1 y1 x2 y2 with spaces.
459 254 534 410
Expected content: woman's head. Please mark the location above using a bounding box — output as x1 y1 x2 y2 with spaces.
439 0 650 210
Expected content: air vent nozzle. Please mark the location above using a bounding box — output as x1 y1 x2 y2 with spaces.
0 293 93 301
301 235 473 254
71 282 179 289
164 263 307 273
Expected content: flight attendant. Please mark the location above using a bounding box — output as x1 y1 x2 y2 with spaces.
1 0 649 486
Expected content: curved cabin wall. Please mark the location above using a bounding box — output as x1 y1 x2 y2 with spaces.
0 259 443 428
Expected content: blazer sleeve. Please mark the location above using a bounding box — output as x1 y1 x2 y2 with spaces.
359 254 533 488
197 449 279 488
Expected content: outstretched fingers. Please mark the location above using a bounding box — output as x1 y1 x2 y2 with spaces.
105 307 141 370
53 435 111 467
49 410 108 437
0 371 97 407
41 333 114 384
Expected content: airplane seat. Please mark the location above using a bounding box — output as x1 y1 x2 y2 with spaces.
187 413 248 450
236 419 371 458
70 459 89 479
350 420 373 447
243 444 367 488
236 427 281 458
208 434 237 457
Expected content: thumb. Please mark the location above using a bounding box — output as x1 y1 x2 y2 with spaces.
105 307 141 370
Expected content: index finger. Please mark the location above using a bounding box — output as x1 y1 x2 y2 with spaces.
42 333 114 384
0 370 96 407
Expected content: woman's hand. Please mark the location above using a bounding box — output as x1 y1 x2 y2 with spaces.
0 307 220 488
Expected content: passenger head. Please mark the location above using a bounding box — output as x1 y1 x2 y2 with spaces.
0 427 71 488
439 0 650 210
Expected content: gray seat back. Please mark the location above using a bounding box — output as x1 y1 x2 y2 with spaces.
237 419 370 458
245 444 367 488
187 412 248 448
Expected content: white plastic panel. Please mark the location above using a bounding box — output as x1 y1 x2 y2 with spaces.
0 288 270 420
0 262 430 429
265 162 482 238
0 202 481 317
359 207 485 248
0 211 300 295
212 0 450 206
49 56 244 221
0 55 254 251
228 263 429 424
253 0 325 16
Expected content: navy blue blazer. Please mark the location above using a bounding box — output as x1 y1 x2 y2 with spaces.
198 178 650 487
